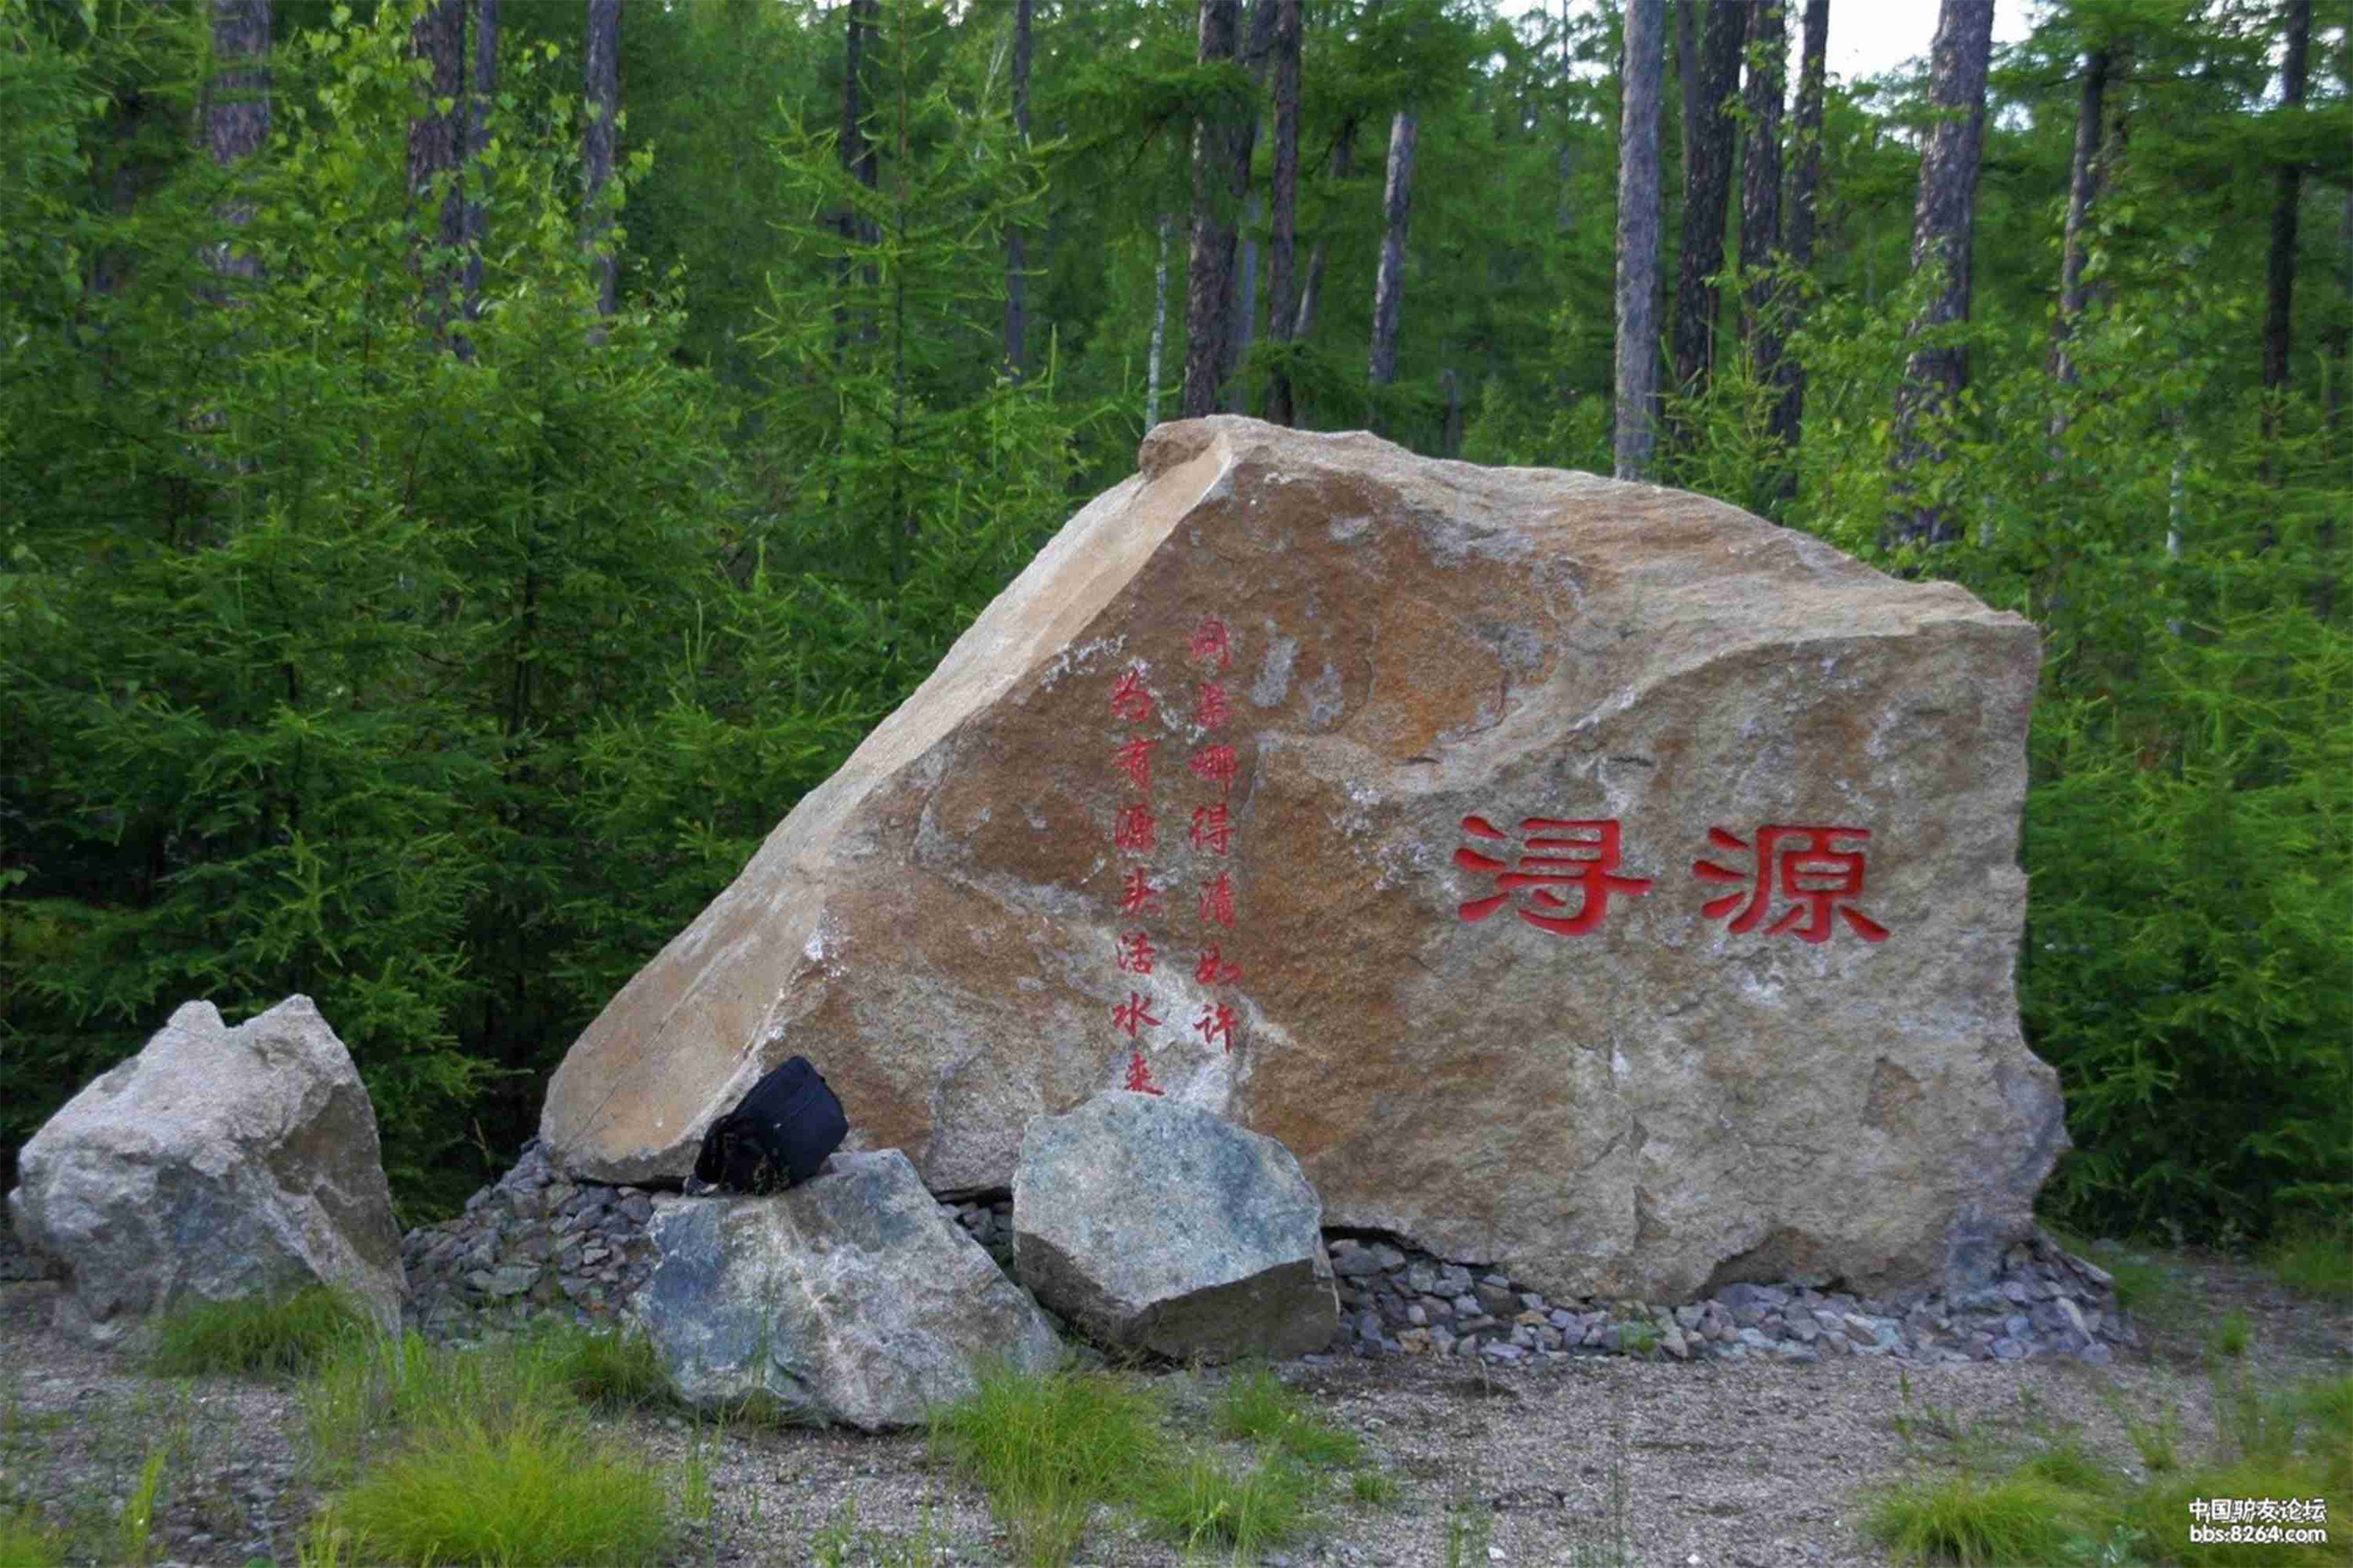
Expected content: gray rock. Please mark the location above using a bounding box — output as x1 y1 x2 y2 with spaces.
1371 1245 1408 1272
1011 1093 1336 1363
7 997 405 1349
632 1151 1058 1431
1718 1283 1778 1326
1432 1265 1474 1298
1331 1244 1382 1279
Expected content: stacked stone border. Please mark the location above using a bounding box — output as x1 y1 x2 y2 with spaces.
401 1143 2133 1369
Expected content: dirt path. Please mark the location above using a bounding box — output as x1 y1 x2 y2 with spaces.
2 1255 2345 1567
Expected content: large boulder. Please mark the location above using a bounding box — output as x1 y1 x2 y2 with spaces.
8 997 405 1347
629 1150 1061 1430
1014 1092 1336 1362
541 416 2064 1302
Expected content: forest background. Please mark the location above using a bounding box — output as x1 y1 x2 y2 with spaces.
2 0 2348 1251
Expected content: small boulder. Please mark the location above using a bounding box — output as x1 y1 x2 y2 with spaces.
1012 1092 1336 1363
630 1150 1059 1431
7 997 405 1348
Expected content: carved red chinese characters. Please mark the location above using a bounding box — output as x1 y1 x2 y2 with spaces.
1454 816 1655 935
1693 825 1889 944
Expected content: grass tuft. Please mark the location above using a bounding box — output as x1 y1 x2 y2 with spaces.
523 1322 673 1412
2261 1228 2353 1302
1213 1367 1362 1468
928 1358 1167 1568
2210 1308 2252 1359
1 1504 67 1568
1867 1472 2097 1565
1349 1468 1396 1506
329 1404 674 1566
1129 1450 1317 1557
147 1286 371 1380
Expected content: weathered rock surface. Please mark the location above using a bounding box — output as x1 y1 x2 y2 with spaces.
8 997 405 1347
541 415 2062 1302
1013 1092 1336 1363
629 1150 1060 1430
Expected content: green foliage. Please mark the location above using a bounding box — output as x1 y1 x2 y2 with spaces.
1867 1473 2103 1566
2261 1225 2353 1302
146 1285 372 1380
1212 1366 1362 1468
1127 1448 1318 1556
0 1504 68 1568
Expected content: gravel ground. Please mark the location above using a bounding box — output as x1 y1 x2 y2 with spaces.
2 1251 2346 1568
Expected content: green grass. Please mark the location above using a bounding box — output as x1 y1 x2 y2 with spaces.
147 1286 372 1380
928 1358 1169 1568
1129 1450 1318 1556
1348 1469 1396 1506
1212 1367 1362 1467
1440 1491 1493 1568
521 1321 673 1412
1867 1473 2100 1565
2263 1227 2353 1302
115 1447 168 1568
0 1504 67 1568
328 1405 674 1566
2209 1308 2252 1359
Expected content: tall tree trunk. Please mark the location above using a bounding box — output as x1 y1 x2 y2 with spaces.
2049 46 2109 389
409 0 467 339
459 0 498 339
1263 0 1302 425
1148 212 1173 428
1886 0 1996 547
2261 0 2311 414
583 0 620 319
1214 0 1279 404
1228 196 1260 406
1181 0 1241 418
1668 0 1743 412
203 0 271 283
1614 0 1665 480
1737 2 1785 386
1673 0 1698 201
1291 120 1353 349
1004 0 1032 379
1766 0 1826 465
1367 112 1417 392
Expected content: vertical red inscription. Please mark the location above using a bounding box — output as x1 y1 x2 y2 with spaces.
1112 737 1155 791
1189 616 1233 670
1693 825 1889 943
1187 744 1238 795
1112 804 1157 852
1108 665 1153 722
1198 870 1237 928
1194 1002 1240 1053
1194 945 1241 985
1115 930 1157 974
1188 803 1234 855
1454 816 1654 935
1112 992 1162 1037
1119 867 1162 915
1123 1050 1166 1096
1195 680 1232 731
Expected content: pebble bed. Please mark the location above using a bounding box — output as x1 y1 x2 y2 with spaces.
400 1141 2135 1368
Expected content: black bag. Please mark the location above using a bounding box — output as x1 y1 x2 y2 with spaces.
692 1056 849 1194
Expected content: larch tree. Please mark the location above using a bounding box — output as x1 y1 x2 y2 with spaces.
1004 0 1033 379
1614 0 1666 479
1181 0 1241 418
409 0 467 339
1220 0 1281 403
1669 0 1743 415
2049 43 2111 393
584 0 622 319
1737 1 1785 406
1766 0 1827 465
1264 0 1302 425
1367 109 1418 392
1886 0 1996 547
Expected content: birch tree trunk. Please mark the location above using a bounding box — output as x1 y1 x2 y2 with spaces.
1148 213 1173 428
583 0 621 319
1886 0 1996 547
1614 0 1665 480
1367 111 1418 389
